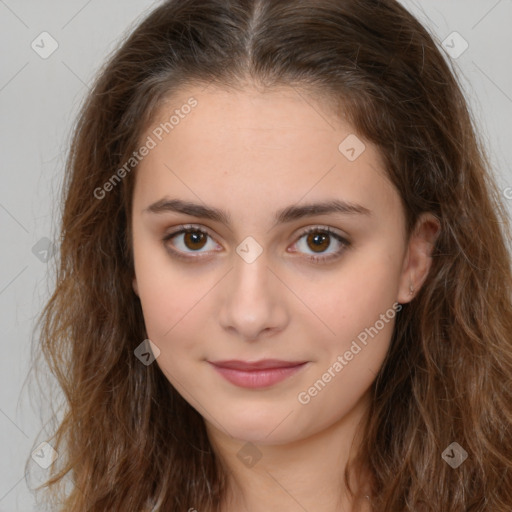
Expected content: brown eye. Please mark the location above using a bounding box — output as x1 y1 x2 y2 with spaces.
292 227 350 264
162 226 218 259
162 224 350 264
183 230 208 251
306 232 331 253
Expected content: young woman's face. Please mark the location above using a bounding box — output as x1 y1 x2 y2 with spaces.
131 84 420 445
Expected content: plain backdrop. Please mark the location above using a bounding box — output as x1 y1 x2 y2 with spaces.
0 1 511 510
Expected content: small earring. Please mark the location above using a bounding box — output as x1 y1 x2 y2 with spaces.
409 283 415 296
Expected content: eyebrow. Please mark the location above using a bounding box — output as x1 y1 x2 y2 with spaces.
143 197 371 228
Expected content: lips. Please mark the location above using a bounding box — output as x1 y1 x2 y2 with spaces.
207 359 309 389
208 359 307 371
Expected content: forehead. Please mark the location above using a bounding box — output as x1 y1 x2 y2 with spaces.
133 85 399 222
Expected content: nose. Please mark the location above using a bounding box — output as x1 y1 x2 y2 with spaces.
217 252 289 342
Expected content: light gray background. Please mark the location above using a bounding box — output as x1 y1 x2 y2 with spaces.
1 1 511 510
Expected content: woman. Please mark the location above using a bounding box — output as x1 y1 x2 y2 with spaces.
31 0 512 510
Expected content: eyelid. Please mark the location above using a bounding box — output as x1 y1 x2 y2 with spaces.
292 224 348 240
164 223 217 240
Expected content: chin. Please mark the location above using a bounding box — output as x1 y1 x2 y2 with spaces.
214 408 306 445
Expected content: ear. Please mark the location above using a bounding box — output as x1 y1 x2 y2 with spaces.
397 212 441 304
132 276 139 296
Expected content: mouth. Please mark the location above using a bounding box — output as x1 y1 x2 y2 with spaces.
207 359 309 389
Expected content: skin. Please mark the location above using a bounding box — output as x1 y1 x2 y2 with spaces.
131 84 440 511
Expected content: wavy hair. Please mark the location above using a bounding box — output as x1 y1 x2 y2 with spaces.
29 0 512 510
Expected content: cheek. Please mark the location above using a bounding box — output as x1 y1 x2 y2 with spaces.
292 245 401 412
133 240 194 342
137 271 204 343
302 245 402 341
294 302 398 437
135 267 208 391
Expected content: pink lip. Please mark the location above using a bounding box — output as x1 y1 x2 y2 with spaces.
208 359 308 389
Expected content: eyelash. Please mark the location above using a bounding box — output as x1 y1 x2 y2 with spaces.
161 224 351 264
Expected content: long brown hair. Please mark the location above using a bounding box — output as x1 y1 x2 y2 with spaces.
29 0 512 510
